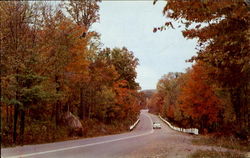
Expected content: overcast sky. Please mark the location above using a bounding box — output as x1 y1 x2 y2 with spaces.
92 1 197 90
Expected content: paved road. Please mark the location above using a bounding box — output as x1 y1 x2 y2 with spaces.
1 110 197 158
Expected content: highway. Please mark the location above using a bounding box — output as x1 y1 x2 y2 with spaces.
1 110 197 158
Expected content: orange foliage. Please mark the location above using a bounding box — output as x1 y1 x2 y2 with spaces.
178 62 221 125
113 80 139 120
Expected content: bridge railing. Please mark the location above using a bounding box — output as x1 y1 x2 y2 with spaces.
129 119 140 131
159 115 198 135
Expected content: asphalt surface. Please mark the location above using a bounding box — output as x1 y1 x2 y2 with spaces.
1 110 196 158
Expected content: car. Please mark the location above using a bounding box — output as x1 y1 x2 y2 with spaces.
153 122 161 129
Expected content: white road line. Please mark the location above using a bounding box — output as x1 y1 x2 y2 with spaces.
5 113 154 158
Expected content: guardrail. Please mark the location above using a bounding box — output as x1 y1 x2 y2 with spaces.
159 115 198 135
129 119 140 131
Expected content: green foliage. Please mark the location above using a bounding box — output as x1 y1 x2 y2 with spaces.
149 72 186 124
1 98 23 106
99 47 140 90
92 86 116 122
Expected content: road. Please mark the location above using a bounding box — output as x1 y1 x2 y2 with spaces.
2 110 202 158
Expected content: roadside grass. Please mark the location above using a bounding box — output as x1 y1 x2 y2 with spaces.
190 135 249 158
189 150 246 158
2 120 71 147
2 118 134 147
192 135 250 152
81 119 131 137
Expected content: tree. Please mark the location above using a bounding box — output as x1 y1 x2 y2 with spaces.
0 1 142 146
148 92 164 114
113 80 140 122
99 47 140 90
62 0 101 120
156 73 183 119
157 0 250 137
178 63 222 132
63 0 100 31
81 57 119 120
0 1 51 144
80 47 140 123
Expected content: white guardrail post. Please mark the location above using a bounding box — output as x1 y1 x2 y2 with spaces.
129 119 140 131
159 115 198 135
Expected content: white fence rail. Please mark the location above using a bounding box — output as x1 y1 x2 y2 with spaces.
129 119 140 131
159 115 198 135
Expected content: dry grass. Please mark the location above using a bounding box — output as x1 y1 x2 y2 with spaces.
191 135 249 158
189 150 246 158
192 135 250 152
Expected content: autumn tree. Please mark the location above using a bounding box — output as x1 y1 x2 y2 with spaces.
0 1 141 146
61 0 101 120
148 92 164 114
39 8 82 125
98 47 140 90
148 72 187 126
80 56 119 121
0 1 51 144
113 80 140 122
156 0 250 137
97 47 141 122
157 73 183 119
80 47 140 123
63 0 100 31
178 63 222 132
137 91 147 109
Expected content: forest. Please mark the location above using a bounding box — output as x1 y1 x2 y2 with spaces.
0 0 249 149
0 1 142 146
149 0 249 139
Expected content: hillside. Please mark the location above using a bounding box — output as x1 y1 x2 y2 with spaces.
141 89 156 98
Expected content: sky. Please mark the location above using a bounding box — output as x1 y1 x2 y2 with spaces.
92 1 198 90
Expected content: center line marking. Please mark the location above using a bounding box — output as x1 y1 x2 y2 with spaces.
5 113 154 158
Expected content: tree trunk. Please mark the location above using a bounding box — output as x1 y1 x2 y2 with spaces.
14 69 20 143
51 104 55 121
20 109 25 145
6 105 9 126
88 105 91 119
55 75 61 127
55 101 60 127
243 84 249 135
79 87 85 120
229 87 249 139
13 104 19 143
0 77 2 146
10 106 13 128
230 88 241 125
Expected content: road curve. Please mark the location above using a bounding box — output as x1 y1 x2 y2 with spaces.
2 110 209 158
2 110 154 158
